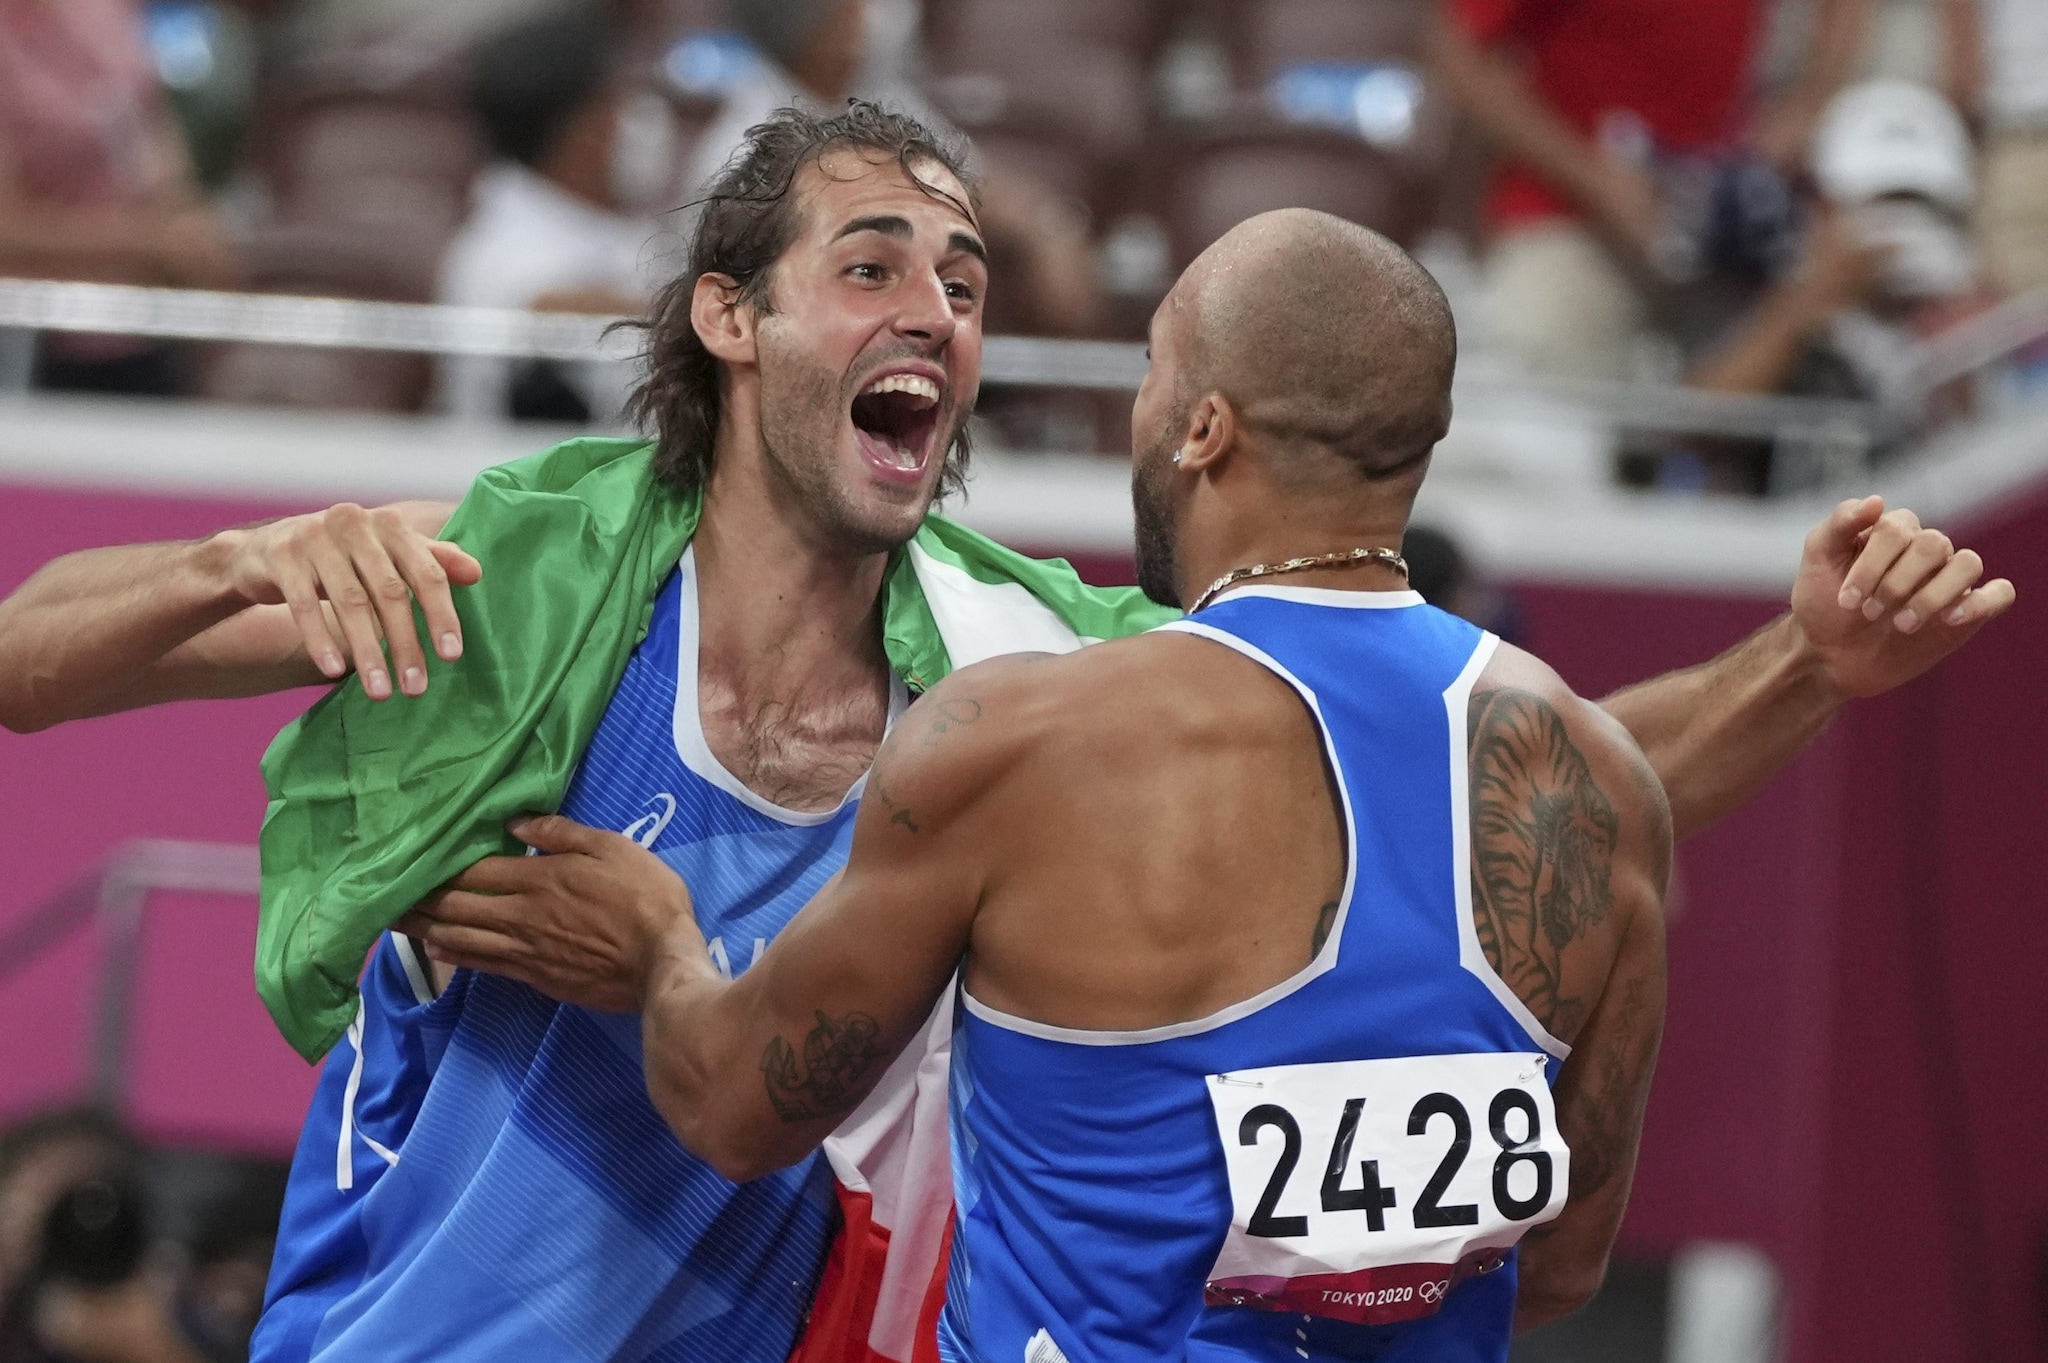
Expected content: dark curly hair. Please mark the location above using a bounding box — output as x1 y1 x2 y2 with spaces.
626 101 981 496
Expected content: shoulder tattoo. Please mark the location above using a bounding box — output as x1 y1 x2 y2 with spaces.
1467 687 1620 1041
868 696 985 836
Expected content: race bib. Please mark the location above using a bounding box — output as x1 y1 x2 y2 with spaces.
1204 1052 1568 1326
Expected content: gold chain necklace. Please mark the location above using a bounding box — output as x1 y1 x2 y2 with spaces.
1187 547 1410 614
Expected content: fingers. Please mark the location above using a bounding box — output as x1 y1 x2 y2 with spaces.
442 856 545 895
411 887 524 930
411 920 530 973
242 501 482 699
1867 526 1954 623
509 813 609 856
1892 548 1982 633
1939 577 2017 631
302 533 393 699
340 520 431 696
1806 495 1884 578
1836 506 1922 612
273 555 347 679
431 540 483 587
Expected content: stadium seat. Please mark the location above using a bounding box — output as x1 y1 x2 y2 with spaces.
209 75 484 413
1224 0 1434 84
256 93 483 247
1166 124 1433 266
925 0 1167 69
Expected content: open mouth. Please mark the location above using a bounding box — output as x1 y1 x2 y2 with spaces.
850 372 943 481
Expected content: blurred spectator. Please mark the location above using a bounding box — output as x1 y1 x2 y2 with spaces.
25 1174 209 1363
0 1111 136 1318
0 0 238 396
1942 0 2048 296
436 12 672 424
1432 0 1876 381
1692 81 1986 415
0 1110 145 1363
0 1114 286 1363
690 0 1103 336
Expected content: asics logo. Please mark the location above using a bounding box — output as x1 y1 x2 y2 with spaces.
622 794 677 847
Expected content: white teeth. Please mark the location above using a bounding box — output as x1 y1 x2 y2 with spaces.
861 373 941 406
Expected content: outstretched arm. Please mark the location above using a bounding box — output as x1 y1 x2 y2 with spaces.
1600 496 2015 838
403 673 1013 1181
0 501 471 732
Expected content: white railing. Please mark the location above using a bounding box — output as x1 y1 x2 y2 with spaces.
0 277 1893 453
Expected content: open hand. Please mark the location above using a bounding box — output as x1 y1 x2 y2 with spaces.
1791 496 2016 700
216 500 474 699
397 815 695 1013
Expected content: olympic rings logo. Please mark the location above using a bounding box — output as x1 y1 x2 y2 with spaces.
1417 1279 1451 1304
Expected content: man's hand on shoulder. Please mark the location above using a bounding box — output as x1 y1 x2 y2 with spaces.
215 500 475 699
1791 495 2016 702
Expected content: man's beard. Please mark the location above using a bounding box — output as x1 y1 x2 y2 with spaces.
1131 425 1181 609
755 338 962 557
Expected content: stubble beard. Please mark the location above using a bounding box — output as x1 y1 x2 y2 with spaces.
756 342 940 559
1131 424 1182 609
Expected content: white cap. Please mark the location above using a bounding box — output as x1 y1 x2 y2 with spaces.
1812 80 1974 212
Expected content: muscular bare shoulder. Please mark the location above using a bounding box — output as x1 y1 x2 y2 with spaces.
863 630 1301 844
1467 643 1672 1045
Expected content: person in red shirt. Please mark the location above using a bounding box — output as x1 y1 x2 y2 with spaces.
1433 0 1875 380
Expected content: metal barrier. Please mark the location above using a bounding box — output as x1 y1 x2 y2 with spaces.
0 841 259 1111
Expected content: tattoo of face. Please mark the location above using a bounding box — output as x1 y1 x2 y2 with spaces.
761 1009 888 1124
1468 688 1619 1041
1310 899 1340 958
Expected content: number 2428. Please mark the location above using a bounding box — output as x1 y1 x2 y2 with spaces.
1240 1089 1554 1238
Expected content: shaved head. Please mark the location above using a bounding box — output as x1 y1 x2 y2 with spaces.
1129 210 1459 606
1169 209 1456 479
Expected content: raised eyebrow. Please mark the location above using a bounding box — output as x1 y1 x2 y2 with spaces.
947 231 989 266
831 215 986 266
833 214 914 244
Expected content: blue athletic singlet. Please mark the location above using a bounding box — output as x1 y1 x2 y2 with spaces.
254 547 903 1362
936 585 1573 1363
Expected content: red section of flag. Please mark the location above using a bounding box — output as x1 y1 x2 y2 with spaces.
790 1186 890 1363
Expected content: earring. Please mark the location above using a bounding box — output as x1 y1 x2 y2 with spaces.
1172 451 1184 466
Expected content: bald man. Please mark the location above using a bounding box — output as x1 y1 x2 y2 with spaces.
413 211 1667 1360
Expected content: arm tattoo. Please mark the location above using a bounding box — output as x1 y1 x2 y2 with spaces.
1554 976 1656 1201
760 1010 887 1123
1468 688 1619 1040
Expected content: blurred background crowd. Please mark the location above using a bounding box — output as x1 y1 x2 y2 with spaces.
2 0 2044 491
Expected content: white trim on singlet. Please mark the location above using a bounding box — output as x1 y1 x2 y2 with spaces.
1445 635 1572 1062
670 545 909 828
1203 583 1426 611
958 618 1360 1046
388 931 438 1005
